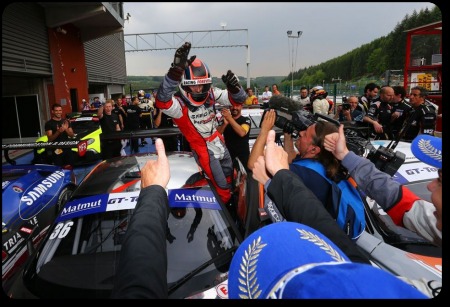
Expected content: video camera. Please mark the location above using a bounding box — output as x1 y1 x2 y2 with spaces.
261 108 405 176
342 103 351 111
366 145 405 177
260 109 316 139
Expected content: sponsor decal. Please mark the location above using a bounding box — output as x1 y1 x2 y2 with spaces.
56 194 108 223
20 171 65 206
3 232 24 253
182 78 212 86
168 188 221 210
394 162 438 184
106 191 140 211
406 253 442 277
13 186 23 193
2 181 11 189
56 189 221 223
215 281 228 299
78 140 88 157
57 192 142 222
75 117 93 121
2 141 79 149
19 226 33 234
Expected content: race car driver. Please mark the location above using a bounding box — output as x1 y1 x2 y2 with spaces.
155 42 247 204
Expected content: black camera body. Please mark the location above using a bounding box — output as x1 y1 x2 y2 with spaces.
342 103 351 111
261 109 314 138
366 145 405 177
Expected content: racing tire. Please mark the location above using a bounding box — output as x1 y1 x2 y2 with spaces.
56 186 75 214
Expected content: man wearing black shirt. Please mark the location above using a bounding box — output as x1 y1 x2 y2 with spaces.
391 86 412 140
98 100 121 159
363 86 395 140
402 86 436 141
124 96 142 154
44 103 76 167
217 104 251 171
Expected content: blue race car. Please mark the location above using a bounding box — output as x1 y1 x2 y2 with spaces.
2 163 76 293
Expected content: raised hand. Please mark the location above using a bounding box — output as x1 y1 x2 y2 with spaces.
168 42 196 81
221 70 241 94
264 130 289 176
172 42 196 69
323 124 349 161
260 109 276 132
140 138 170 189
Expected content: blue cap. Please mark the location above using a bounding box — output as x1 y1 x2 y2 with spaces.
228 222 426 299
411 134 442 169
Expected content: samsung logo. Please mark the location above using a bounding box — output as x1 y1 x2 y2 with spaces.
21 171 65 206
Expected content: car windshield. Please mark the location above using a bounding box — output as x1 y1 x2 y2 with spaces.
70 119 99 134
21 154 240 298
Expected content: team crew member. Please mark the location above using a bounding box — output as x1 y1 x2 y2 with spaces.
217 103 251 171
98 99 122 159
402 86 437 141
155 42 247 204
363 86 395 140
44 103 76 167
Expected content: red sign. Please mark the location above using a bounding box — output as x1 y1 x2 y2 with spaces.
77 140 87 157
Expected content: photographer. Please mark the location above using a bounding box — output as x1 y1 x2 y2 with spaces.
334 95 364 124
324 126 442 247
248 107 342 215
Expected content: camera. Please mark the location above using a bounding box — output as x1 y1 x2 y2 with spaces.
342 103 351 111
261 107 405 176
366 145 405 177
260 109 314 138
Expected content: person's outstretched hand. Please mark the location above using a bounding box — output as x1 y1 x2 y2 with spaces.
323 124 349 161
168 42 196 81
172 42 196 69
221 70 241 94
264 130 289 176
260 109 276 132
141 138 170 189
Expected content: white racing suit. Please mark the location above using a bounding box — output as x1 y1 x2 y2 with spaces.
156 76 247 204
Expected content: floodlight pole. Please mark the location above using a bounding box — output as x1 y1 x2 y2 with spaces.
287 30 302 98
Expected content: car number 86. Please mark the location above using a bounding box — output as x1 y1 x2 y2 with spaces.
50 221 74 240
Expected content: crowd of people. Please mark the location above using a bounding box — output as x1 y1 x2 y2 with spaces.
40 41 442 299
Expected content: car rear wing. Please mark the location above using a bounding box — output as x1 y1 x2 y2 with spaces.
99 128 182 141
2 126 284 165
99 127 284 141
2 140 89 165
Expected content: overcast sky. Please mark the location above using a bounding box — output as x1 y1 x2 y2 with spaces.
123 2 436 78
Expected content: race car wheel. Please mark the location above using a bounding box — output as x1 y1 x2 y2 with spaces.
56 186 75 214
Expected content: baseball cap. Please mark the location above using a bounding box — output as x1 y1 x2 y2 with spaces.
411 134 442 169
228 222 426 299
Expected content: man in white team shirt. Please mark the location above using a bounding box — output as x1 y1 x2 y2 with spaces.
261 85 272 108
